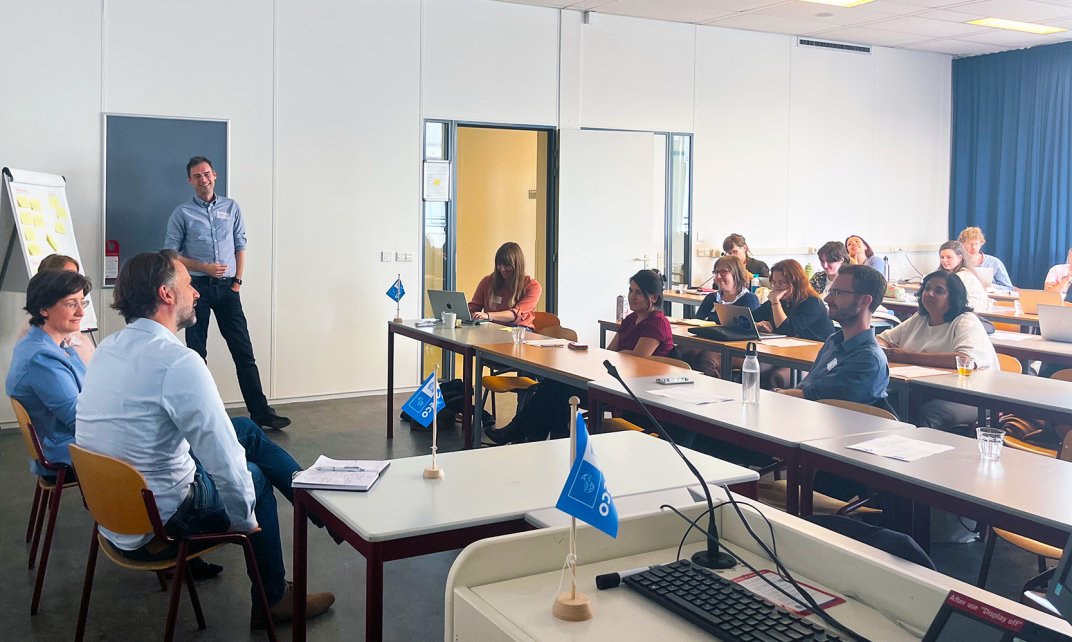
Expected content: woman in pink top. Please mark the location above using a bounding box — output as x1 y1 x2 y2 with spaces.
467 242 542 328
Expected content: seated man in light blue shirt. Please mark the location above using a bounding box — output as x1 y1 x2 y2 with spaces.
75 250 333 629
778 264 891 411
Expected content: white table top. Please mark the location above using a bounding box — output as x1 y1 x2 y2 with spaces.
991 329 1072 358
389 319 526 348
589 376 911 448
909 369 1072 415
307 431 758 542
801 427 1072 533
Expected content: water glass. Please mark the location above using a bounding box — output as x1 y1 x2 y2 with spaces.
512 326 527 345
441 311 456 328
955 355 975 376
976 426 1005 461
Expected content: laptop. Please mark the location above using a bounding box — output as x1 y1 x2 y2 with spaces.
1038 304 1072 343
427 290 486 324
1018 289 1064 315
713 303 786 340
973 266 995 289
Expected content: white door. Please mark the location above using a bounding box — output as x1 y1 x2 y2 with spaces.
558 129 662 344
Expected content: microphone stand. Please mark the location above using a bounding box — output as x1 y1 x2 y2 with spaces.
602 360 736 569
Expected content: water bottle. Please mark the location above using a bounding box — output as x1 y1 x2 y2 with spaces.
804 263 814 279
742 342 760 404
750 274 760 293
883 256 890 281
615 295 624 322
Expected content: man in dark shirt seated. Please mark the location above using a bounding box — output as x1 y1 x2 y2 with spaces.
778 264 890 407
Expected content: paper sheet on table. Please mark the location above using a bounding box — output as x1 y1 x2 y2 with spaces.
646 388 732 405
992 331 1033 342
888 365 949 378
761 338 814 348
524 339 569 347
846 435 954 462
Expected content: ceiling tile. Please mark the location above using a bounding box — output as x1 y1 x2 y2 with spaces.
903 36 1012 52
866 14 989 34
594 0 759 23
882 0 980 6
807 24 933 44
939 0 1072 21
705 12 838 34
864 0 934 15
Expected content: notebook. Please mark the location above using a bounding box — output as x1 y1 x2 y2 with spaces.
292 455 391 492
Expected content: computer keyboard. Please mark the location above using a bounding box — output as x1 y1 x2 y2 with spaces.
623 559 843 642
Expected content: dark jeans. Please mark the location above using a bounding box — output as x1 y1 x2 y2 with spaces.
117 417 298 604
186 278 269 416
512 379 586 442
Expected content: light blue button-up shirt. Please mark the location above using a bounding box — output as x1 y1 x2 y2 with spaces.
6 325 85 475
76 318 256 550
164 195 247 277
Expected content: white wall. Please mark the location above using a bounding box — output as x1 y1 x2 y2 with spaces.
0 1 952 424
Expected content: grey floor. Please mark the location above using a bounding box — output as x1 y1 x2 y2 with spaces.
1 393 1048 641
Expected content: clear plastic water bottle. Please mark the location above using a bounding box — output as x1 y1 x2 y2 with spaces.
742 342 760 404
616 295 624 322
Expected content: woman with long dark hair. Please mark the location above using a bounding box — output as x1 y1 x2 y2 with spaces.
468 241 542 328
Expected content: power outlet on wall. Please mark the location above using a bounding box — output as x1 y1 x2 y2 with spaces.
381 251 393 262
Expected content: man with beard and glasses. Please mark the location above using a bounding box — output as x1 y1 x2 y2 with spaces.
75 250 334 629
777 264 891 408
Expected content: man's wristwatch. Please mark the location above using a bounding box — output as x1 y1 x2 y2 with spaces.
233 278 243 285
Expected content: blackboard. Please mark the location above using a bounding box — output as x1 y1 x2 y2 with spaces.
103 115 228 285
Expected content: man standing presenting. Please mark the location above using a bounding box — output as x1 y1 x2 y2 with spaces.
165 156 289 429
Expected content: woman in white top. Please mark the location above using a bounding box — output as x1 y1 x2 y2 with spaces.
938 240 988 312
878 270 997 430
1044 247 1072 296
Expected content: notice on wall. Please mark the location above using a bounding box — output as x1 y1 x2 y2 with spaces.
423 161 451 202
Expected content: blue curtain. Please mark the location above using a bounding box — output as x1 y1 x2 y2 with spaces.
950 42 1072 288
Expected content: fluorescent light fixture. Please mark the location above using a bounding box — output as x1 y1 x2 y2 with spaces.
967 17 1066 35
799 0 875 7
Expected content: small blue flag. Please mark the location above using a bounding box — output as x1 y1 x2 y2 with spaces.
387 276 405 302
401 372 446 428
555 413 619 538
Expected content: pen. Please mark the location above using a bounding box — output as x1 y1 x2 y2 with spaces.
315 466 370 472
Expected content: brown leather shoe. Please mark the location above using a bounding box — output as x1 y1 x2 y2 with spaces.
250 580 335 629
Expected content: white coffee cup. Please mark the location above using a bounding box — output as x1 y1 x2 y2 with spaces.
442 311 456 327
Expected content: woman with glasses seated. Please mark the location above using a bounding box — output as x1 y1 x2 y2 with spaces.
687 256 759 376
753 259 835 388
16 254 95 365
877 270 997 431
467 242 542 328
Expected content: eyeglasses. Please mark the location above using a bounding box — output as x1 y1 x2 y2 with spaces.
827 289 858 297
58 299 90 311
713 269 732 277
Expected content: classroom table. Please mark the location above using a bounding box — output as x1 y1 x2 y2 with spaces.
386 320 537 449
990 329 1072 370
798 427 1072 551
587 375 910 515
471 341 690 449
662 288 708 309
291 430 760 641
882 297 1040 331
908 369 1072 426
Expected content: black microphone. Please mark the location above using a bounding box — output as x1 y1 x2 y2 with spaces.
693 271 717 290
602 359 736 570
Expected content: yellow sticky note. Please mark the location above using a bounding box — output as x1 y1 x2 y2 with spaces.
55 207 68 219
23 228 36 241
46 234 58 251
16 195 29 207
33 214 46 228
48 195 61 209
54 221 67 234
27 243 41 256
19 210 34 225
29 199 42 211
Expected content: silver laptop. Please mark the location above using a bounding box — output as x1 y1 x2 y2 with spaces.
713 303 786 340
427 290 486 324
1038 304 1072 343
973 266 995 289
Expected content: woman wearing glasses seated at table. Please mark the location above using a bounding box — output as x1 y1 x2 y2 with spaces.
485 269 674 445
877 270 997 431
686 256 759 376
937 240 989 312
467 242 542 328
753 259 835 388
15 254 96 365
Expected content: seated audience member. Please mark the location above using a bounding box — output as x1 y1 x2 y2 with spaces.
957 226 1013 289
7 269 92 475
468 241 542 329
16 254 95 365
809 241 849 296
778 265 890 408
845 235 885 271
754 259 835 388
1044 247 1072 296
486 269 672 445
687 256 759 376
723 233 769 278
938 240 989 311
75 250 334 628
878 270 997 430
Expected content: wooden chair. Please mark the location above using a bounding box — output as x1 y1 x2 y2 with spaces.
540 325 578 341
996 352 1024 374
68 444 277 642
482 325 580 420
1050 368 1072 383
12 398 79 615
532 311 560 333
975 431 1072 591
643 354 693 370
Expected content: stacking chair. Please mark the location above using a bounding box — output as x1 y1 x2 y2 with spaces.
996 352 1024 374
68 444 277 642
481 325 579 421
532 311 561 333
975 432 1072 592
12 398 79 615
